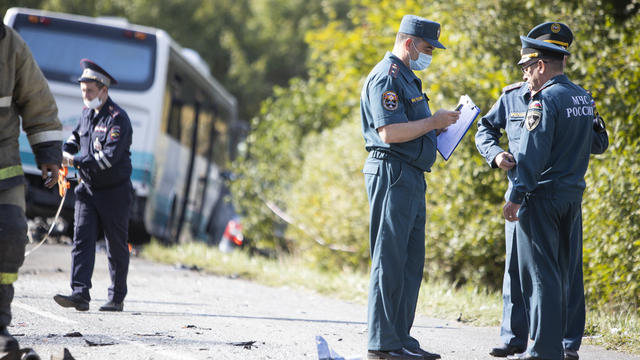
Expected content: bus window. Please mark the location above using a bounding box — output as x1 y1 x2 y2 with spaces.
12 14 156 91
196 108 214 158
166 100 183 141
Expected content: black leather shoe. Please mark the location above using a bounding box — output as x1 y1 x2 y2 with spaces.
367 348 423 359
54 294 90 311
564 348 579 360
490 343 526 357
99 301 123 312
406 347 441 359
0 326 19 352
506 353 542 360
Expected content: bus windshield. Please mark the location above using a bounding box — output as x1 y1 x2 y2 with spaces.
13 14 156 91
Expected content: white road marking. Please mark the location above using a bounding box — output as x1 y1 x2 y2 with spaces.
13 302 77 324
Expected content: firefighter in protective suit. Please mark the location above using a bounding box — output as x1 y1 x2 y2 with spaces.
0 23 63 353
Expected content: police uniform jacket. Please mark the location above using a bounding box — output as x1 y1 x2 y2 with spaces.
0 25 62 190
476 81 608 201
508 75 596 205
361 52 437 172
63 96 132 188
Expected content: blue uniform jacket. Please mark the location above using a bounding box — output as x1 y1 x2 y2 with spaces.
476 80 608 201
507 75 598 204
361 52 437 172
63 96 132 189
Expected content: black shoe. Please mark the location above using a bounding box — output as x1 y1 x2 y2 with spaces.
367 348 423 360
406 347 441 359
506 353 542 360
99 301 123 312
490 343 526 357
0 327 19 353
53 294 89 311
564 348 579 360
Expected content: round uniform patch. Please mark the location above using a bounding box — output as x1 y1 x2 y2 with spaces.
551 23 561 33
382 91 399 111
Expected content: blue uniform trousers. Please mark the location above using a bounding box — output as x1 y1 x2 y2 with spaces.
71 181 133 303
501 213 585 351
364 158 426 351
516 197 581 360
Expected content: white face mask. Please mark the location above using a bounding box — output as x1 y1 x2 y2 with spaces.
84 89 104 109
410 42 433 71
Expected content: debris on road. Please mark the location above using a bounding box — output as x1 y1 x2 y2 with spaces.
63 332 82 338
230 341 257 349
83 339 114 347
316 335 361 360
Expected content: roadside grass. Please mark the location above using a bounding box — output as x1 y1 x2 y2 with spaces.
141 240 640 355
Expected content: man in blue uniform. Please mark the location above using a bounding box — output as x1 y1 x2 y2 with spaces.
53 59 133 312
476 23 608 360
498 37 598 360
360 15 460 360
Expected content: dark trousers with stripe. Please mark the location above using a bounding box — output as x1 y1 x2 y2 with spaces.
71 181 133 303
516 196 582 360
364 158 426 351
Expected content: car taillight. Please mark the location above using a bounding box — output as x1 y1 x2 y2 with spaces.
223 220 243 246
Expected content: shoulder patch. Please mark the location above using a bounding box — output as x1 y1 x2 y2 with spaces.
388 63 399 78
502 82 525 93
382 91 399 111
110 125 121 141
108 105 120 117
525 101 542 131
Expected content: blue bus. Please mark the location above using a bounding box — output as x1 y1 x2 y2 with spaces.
4 7 246 247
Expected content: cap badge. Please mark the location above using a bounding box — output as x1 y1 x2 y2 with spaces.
551 23 561 33
436 27 441 40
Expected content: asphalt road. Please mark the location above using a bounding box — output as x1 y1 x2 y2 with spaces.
8 243 640 360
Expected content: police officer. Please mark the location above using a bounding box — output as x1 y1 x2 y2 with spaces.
476 22 608 360
53 59 133 312
0 22 63 354
499 37 597 360
360 15 460 360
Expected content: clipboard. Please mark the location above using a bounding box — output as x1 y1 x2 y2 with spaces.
436 94 481 161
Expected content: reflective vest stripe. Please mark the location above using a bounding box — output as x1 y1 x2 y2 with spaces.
0 165 23 180
0 272 18 285
28 130 63 146
0 96 11 107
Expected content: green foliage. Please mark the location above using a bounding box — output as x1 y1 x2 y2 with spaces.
2 0 350 121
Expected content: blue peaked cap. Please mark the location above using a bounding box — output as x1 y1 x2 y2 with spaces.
528 22 574 49
518 36 570 65
398 15 445 49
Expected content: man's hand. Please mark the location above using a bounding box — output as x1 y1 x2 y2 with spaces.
429 109 460 131
503 200 520 222
41 163 61 189
62 152 74 167
495 152 516 170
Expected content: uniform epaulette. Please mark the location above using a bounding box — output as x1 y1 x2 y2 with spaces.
502 82 525 93
108 105 120 117
388 63 399 78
